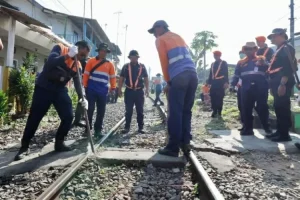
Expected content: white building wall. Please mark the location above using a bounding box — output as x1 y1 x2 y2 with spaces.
0 41 48 71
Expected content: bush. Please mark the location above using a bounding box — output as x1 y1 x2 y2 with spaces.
8 67 35 115
0 90 9 125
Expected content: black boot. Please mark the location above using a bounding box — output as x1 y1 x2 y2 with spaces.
211 111 217 118
266 131 279 139
264 127 273 134
295 143 300 150
121 127 130 134
181 144 192 156
271 135 292 142
14 146 30 161
160 102 164 106
240 129 254 136
158 148 179 157
138 127 145 134
54 141 72 152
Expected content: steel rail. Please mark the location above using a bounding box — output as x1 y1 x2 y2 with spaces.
148 96 224 200
36 117 125 200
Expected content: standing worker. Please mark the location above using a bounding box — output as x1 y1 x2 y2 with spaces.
14 41 89 160
73 54 90 128
255 36 274 62
233 42 272 136
148 20 198 157
231 50 246 130
207 51 229 118
83 43 116 138
118 50 149 134
266 28 297 142
153 73 165 106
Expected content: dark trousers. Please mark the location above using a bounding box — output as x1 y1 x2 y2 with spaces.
74 103 83 123
270 79 293 137
87 90 107 132
154 89 163 105
167 71 198 152
210 87 225 114
21 85 73 147
237 88 243 123
124 88 144 129
241 84 269 131
114 87 119 103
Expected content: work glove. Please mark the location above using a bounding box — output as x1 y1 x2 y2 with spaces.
79 98 88 110
68 45 78 58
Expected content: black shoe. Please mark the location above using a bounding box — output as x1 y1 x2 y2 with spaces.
153 104 157 106
138 128 145 134
266 132 279 139
211 112 217 118
295 143 300 150
14 147 30 161
240 130 254 136
160 102 164 106
94 130 104 138
72 122 86 128
181 144 192 156
121 128 130 134
158 148 179 157
264 128 273 134
238 127 244 131
54 141 72 152
271 135 292 142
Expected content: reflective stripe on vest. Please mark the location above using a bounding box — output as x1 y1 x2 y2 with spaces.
267 45 285 74
212 61 224 80
241 71 265 76
127 63 143 89
263 48 269 57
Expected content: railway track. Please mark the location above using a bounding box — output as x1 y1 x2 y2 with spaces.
34 96 224 200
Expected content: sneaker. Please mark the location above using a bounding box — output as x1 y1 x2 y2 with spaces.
54 141 72 152
158 148 179 157
14 147 30 161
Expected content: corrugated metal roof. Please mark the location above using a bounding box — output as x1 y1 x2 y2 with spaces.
34 0 72 15
0 6 49 28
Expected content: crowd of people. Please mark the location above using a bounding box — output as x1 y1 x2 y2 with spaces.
201 28 300 148
8 19 299 160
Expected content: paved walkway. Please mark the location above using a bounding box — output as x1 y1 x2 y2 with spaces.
205 129 300 154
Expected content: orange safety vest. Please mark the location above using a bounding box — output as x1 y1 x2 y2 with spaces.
267 45 285 74
255 47 269 57
211 61 224 80
126 63 143 90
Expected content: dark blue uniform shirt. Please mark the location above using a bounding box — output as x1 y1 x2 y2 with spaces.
256 46 274 62
207 60 229 89
120 63 148 89
232 57 269 90
36 45 71 91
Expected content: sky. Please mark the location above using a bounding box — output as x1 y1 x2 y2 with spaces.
66 0 300 77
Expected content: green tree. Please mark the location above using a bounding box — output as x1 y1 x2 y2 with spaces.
189 31 218 81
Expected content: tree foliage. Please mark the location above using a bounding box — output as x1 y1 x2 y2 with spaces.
8 52 37 116
189 31 218 82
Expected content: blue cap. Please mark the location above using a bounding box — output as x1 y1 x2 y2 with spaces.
148 20 169 34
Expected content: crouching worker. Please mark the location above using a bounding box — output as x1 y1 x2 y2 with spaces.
83 43 116 138
15 41 89 161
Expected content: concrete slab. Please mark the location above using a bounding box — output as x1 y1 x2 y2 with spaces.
198 152 235 173
96 149 187 168
206 129 300 154
0 140 86 177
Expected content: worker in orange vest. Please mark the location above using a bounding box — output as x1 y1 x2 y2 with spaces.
15 41 90 161
255 36 274 62
207 51 229 118
83 43 116 138
118 50 149 135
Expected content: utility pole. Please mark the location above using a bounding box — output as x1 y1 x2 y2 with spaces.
290 0 295 47
114 11 122 46
203 39 207 81
91 0 93 19
123 25 128 65
83 0 86 40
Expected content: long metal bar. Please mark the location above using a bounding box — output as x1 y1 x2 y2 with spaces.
36 117 125 200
